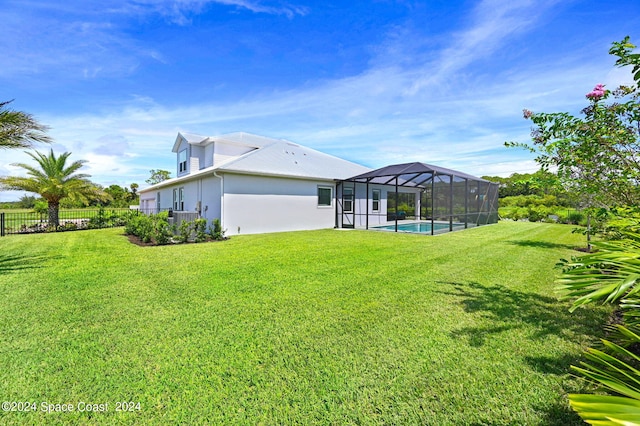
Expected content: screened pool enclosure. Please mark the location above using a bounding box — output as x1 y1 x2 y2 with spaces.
336 162 499 235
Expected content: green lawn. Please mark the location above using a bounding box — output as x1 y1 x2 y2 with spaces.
0 222 607 425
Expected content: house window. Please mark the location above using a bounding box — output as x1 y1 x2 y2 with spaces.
317 186 332 207
156 192 161 212
178 187 184 210
372 189 380 212
343 187 354 213
178 149 187 173
173 188 178 211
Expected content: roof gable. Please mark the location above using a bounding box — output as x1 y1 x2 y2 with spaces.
171 132 208 153
171 131 280 153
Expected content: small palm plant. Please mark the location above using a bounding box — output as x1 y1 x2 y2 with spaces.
568 319 640 425
557 234 640 312
558 232 640 425
0 150 106 227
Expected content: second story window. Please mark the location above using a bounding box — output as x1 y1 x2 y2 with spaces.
178 149 187 173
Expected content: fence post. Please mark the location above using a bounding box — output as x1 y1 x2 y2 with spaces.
1 212 4 237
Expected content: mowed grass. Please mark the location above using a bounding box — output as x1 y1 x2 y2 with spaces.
0 222 608 425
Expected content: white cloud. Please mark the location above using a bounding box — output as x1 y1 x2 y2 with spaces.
2 0 635 202
108 0 308 25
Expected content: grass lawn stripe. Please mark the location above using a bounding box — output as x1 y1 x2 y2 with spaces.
0 222 607 425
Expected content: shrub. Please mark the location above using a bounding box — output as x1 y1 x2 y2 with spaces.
599 206 640 240
504 207 528 221
58 222 78 232
209 218 226 241
153 218 173 245
175 219 193 243
566 211 585 225
527 205 551 222
88 207 109 228
33 200 48 215
194 218 208 243
88 208 129 229
124 213 155 243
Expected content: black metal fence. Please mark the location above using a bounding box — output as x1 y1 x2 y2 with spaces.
0 208 138 236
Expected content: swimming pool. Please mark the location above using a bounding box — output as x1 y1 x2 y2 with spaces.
373 222 456 234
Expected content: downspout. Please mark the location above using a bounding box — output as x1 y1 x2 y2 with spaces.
213 171 224 230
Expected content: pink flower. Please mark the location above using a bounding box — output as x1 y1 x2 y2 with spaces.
523 109 533 119
586 83 606 101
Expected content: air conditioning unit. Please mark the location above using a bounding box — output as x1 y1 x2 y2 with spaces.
172 212 200 229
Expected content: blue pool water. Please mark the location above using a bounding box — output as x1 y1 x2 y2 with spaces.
373 222 456 234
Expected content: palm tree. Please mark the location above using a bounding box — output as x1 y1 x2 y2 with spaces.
0 100 51 149
0 150 106 227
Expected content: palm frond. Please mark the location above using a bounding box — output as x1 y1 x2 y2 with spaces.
0 100 51 149
569 394 640 425
557 238 640 311
570 326 640 425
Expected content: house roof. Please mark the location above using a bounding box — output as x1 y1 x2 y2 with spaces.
218 139 370 180
171 131 277 153
142 132 371 192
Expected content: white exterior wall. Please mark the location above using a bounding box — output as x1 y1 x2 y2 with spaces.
222 173 336 236
199 175 222 223
139 191 157 213
191 145 204 172
143 186 174 213
355 184 389 227
338 183 389 228
138 175 222 225
204 144 215 168
338 183 421 228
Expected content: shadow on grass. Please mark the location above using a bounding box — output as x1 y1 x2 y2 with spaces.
439 281 599 426
0 253 52 274
506 239 578 250
534 398 586 426
439 281 607 347
525 353 581 376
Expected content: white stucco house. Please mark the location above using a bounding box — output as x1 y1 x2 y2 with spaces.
138 132 371 236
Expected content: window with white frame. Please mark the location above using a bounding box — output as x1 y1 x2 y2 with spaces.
156 192 161 212
317 186 332 207
343 187 354 212
178 149 187 173
173 188 178 211
372 189 380 212
178 187 184 210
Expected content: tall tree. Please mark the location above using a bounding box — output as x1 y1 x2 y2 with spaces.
0 150 107 227
146 169 171 185
507 37 640 207
0 100 52 149
506 37 640 248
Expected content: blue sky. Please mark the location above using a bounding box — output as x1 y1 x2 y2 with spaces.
1 0 639 201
